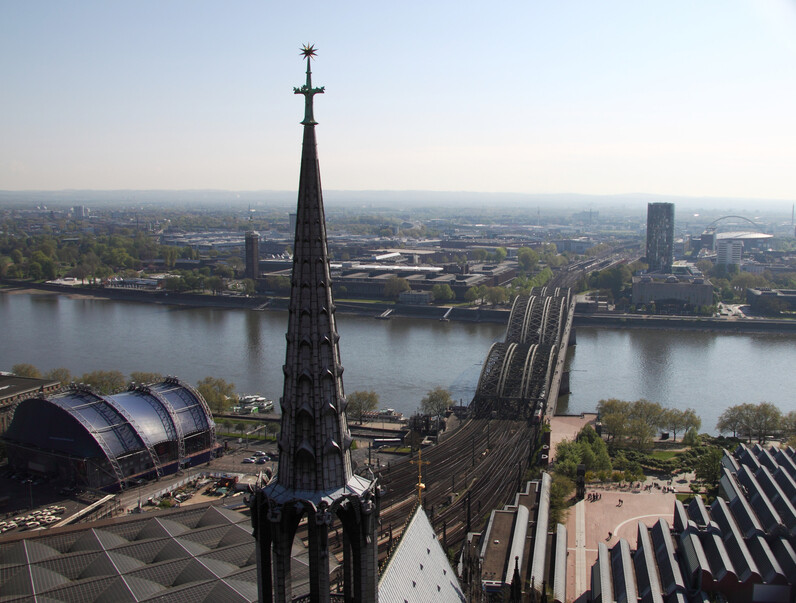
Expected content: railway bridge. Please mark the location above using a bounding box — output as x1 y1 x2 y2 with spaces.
376 287 576 552
470 287 576 421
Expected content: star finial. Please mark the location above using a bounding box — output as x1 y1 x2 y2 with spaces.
300 44 318 60
294 43 324 125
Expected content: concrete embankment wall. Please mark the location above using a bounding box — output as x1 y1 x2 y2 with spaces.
1 280 511 323
573 313 796 333
0 280 262 310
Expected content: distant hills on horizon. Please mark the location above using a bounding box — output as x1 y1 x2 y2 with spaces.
0 188 793 215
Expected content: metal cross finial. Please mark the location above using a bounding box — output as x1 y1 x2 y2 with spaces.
294 44 325 125
409 447 430 505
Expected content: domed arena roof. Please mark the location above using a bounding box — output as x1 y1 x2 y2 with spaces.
3 377 215 487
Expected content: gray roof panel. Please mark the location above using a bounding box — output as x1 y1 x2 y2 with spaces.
634 523 664 603
651 519 685 596
746 535 787 585
611 539 638 603
378 506 465 603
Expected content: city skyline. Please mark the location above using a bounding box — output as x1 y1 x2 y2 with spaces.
2 1 796 204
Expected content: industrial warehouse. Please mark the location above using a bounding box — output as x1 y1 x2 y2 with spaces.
1 377 219 492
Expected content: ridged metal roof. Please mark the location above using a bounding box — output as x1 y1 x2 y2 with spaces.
4 380 213 469
0 505 257 602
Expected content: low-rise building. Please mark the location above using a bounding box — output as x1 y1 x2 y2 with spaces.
0 374 61 433
632 274 714 308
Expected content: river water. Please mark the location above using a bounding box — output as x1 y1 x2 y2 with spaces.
1 290 794 433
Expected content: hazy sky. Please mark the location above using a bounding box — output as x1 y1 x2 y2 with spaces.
2 1 796 201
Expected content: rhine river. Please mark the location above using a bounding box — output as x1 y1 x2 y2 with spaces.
1 290 794 433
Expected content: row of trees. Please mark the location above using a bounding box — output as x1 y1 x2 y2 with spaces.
597 398 701 450
716 402 795 444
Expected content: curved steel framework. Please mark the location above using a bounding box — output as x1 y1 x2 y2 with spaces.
471 289 572 419
57 380 216 487
129 383 186 470
60 386 129 487
163 376 217 459
99 391 164 479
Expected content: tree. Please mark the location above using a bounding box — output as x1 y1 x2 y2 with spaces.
517 247 539 273
130 371 164 384
265 275 290 294
242 278 256 296
431 283 454 303
682 408 701 434
782 410 796 437
748 402 782 444
694 448 723 488
197 376 237 414
663 408 687 441
12 363 42 378
44 367 72 384
206 276 224 295
464 285 485 305
597 398 630 444
626 417 656 451
235 422 246 436
420 387 453 428
347 390 379 424
80 370 126 394
549 473 575 524
484 286 508 306
383 276 410 299
716 405 745 438
682 427 700 446
628 399 663 431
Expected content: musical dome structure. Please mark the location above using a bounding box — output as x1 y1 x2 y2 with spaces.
2 377 218 491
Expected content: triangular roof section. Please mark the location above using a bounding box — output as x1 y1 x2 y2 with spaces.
135 517 191 541
0 563 71 598
216 523 253 548
78 551 124 579
33 575 118 602
200 542 256 568
70 528 129 553
195 505 245 528
0 539 61 566
95 574 165 602
114 539 171 564
378 506 465 603
208 578 257 602
138 579 216 602
126 557 192 587
177 524 231 549
171 559 217 586
151 538 206 563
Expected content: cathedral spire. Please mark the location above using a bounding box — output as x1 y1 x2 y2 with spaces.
254 47 379 603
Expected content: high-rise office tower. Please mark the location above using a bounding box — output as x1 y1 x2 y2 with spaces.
251 47 379 602
244 229 259 280
646 202 674 273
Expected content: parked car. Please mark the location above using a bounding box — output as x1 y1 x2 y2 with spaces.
242 458 256 464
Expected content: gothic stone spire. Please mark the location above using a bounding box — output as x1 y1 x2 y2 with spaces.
254 48 379 603
278 43 351 492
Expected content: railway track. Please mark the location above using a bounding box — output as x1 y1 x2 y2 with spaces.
374 418 535 554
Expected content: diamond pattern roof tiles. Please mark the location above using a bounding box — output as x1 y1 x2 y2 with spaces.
0 503 258 602
70 528 130 553
135 518 191 541
0 540 61 566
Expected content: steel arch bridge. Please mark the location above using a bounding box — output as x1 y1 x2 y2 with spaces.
471 288 573 420
704 215 761 229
